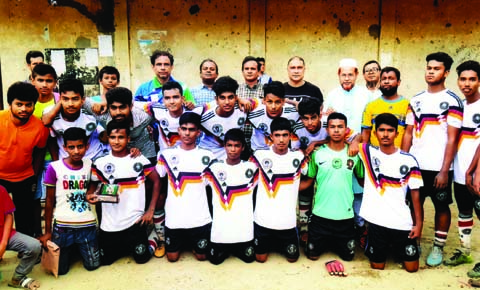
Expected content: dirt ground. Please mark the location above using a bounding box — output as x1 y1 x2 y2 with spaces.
1 202 478 290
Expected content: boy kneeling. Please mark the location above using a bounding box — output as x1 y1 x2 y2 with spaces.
39 128 100 274
87 121 161 265
359 113 423 272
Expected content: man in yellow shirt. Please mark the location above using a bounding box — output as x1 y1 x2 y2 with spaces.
361 67 409 147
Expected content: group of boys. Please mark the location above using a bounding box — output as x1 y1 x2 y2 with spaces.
2 48 480 289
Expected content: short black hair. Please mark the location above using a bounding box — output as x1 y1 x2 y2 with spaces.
32 63 58 80
107 120 130 136
327 112 347 126
426 52 454 71
7 82 39 105
224 128 246 148
150 50 174 66
212 76 239 96
106 87 133 106
59 79 84 98
97 66 120 82
263 81 285 99
26 50 44 64
242 56 260 71
162 81 183 96
380 66 401 81
298 98 322 116
199 59 218 74
374 113 398 131
456 60 480 78
362 60 381 74
270 117 292 133
256 57 265 63
179 112 201 128
63 127 88 146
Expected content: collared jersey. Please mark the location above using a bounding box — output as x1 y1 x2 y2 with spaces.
359 144 423 230
406 89 463 171
200 100 258 160
454 98 480 184
204 160 258 243
247 103 300 151
251 147 307 230
91 153 154 232
307 144 363 220
156 146 213 229
47 108 104 160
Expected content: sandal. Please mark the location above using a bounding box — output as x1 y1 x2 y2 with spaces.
8 277 40 289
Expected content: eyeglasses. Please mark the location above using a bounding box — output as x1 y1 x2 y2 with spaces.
365 68 380 73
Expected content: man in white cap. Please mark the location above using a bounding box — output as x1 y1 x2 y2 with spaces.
323 58 373 248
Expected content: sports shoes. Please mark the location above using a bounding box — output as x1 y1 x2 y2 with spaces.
426 245 443 267
154 241 165 258
443 249 473 266
468 262 480 278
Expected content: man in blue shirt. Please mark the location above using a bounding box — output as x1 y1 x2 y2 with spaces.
135 50 195 106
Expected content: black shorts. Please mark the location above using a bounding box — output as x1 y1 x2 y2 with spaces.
208 240 255 265
419 170 453 207
165 223 211 255
365 222 419 263
254 223 299 261
454 182 480 218
306 215 355 261
99 223 151 265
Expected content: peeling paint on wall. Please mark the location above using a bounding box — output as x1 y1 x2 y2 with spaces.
337 19 351 37
368 24 380 39
137 30 168 56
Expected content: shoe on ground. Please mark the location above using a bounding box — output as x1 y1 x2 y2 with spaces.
468 262 480 278
154 242 165 258
426 245 443 267
443 249 473 266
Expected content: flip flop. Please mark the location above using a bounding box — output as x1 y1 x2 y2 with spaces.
325 260 348 277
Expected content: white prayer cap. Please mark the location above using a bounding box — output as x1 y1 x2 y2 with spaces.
338 58 358 69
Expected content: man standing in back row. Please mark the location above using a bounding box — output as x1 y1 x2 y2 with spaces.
283 56 323 106
402 52 463 267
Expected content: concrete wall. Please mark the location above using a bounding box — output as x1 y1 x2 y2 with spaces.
2 0 480 106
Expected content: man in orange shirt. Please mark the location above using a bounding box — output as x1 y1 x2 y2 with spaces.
0 82 49 237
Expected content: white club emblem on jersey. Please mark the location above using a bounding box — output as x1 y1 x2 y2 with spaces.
170 155 179 165
218 170 227 182
159 118 169 128
399 165 409 175
258 123 269 133
300 136 310 146
212 124 223 135
238 117 245 126
245 168 254 178
439 102 449 110
202 156 211 165
373 157 381 172
86 122 96 132
133 162 143 172
414 101 422 112
473 114 480 124
292 158 300 168
104 163 115 174
262 158 273 171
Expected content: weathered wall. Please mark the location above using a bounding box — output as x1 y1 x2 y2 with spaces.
2 0 480 106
